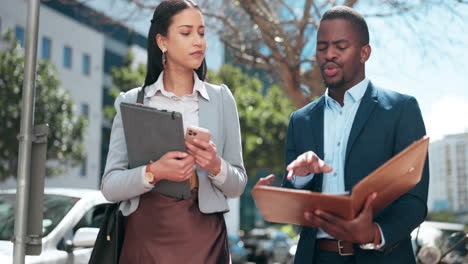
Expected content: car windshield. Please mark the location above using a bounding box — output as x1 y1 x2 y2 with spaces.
0 193 80 240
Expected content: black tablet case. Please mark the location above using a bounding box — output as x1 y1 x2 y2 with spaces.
120 102 191 199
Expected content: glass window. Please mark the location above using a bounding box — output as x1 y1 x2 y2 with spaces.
14 25 25 47
82 53 90 76
41 37 51 60
63 46 72 69
74 203 109 231
81 103 89 117
80 156 87 177
103 49 124 74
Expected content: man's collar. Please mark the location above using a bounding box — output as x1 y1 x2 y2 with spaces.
324 78 369 107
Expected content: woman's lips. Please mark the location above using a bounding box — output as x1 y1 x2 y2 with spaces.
190 51 204 57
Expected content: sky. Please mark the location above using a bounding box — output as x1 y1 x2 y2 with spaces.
362 4 468 141
87 1 468 142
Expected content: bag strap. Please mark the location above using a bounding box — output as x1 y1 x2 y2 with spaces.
104 203 118 241
137 86 145 104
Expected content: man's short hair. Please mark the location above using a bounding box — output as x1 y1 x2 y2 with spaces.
321 6 369 45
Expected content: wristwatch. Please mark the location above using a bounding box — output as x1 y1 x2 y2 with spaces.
359 242 378 250
359 224 381 250
145 162 156 185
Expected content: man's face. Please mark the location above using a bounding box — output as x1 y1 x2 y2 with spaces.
316 19 369 90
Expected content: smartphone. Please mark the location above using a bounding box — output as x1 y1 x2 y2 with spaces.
186 126 211 144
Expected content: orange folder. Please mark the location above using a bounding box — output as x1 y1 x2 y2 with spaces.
252 136 429 226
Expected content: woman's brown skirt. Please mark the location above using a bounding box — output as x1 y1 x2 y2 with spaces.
119 189 230 264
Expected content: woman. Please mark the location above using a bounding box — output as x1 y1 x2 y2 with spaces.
101 0 247 263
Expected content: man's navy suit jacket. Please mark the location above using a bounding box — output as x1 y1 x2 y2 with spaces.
282 82 429 264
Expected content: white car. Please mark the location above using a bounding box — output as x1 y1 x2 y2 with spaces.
0 188 110 264
411 221 467 264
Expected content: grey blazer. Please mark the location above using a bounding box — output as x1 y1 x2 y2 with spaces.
101 82 247 216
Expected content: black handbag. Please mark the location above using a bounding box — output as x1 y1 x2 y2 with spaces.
89 88 147 264
88 203 126 264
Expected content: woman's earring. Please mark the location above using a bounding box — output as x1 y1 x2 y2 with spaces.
162 50 167 66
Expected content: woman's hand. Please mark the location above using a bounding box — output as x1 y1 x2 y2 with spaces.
149 151 195 182
185 138 221 176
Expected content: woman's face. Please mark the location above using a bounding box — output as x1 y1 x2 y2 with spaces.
159 8 206 71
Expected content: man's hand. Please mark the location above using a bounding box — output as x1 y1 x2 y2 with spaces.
286 151 333 180
304 192 378 244
255 174 275 187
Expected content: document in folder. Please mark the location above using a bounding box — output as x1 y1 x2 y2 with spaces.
252 136 429 226
120 102 191 199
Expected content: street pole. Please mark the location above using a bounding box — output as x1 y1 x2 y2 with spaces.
13 0 41 263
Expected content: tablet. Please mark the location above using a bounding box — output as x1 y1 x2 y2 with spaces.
120 102 191 199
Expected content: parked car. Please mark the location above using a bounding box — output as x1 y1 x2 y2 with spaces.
412 221 468 264
287 235 299 264
244 228 293 264
0 188 110 264
228 233 248 264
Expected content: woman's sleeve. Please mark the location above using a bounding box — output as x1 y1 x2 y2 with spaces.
100 92 152 202
209 85 248 198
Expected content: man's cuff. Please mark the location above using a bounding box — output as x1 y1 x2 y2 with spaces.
359 223 386 251
291 174 314 188
208 158 227 185
374 223 386 250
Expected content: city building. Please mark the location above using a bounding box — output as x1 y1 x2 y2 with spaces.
0 0 147 189
1 0 109 189
428 133 468 212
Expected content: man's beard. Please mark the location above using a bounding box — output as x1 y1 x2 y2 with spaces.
324 77 345 90
320 60 345 89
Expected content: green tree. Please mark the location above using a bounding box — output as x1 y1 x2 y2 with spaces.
104 51 145 120
208 65 295 175
0 30 86 181
208 65 296 231
426 211 468 232
426 211 460 223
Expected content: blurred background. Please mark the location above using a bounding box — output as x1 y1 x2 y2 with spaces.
1 0 468 263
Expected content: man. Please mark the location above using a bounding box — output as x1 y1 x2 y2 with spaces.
280 6 429 264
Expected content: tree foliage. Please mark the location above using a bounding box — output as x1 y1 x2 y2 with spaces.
426 211 460 223
208 65 295 175
104 51 145 120
0 30 86 181
110 51 146 94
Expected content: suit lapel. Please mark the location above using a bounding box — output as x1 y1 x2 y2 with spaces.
310 97 325 160
308 97 325 192
198 95 212 135
346 82 378 161
196 90 214 183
